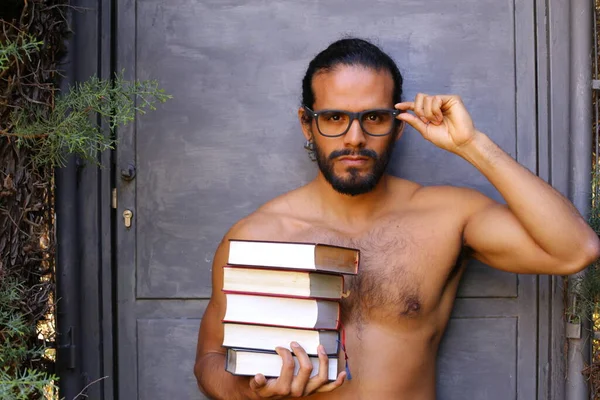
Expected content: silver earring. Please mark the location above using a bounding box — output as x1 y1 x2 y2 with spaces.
304 140 317 162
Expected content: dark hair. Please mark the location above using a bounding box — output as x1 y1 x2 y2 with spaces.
301 38 404 112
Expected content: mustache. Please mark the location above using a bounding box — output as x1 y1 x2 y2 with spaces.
328 148 378 161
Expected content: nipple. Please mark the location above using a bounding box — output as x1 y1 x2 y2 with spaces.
407 300 420 312
401 297 421 316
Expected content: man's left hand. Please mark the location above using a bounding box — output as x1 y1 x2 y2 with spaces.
395 94 478 155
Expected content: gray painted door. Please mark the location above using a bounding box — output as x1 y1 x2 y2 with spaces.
115 1 539 399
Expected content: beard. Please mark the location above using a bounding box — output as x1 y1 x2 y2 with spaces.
314 138 395 196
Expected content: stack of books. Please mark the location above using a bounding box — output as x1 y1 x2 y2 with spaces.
222 239 360 380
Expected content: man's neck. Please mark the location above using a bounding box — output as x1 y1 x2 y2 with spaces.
311 173 393 228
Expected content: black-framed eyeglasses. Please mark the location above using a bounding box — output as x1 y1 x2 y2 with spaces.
303 106 402 137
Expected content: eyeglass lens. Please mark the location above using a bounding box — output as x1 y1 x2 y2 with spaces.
316 110 395 136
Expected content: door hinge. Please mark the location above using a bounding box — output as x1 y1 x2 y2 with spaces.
566 294 582 339
566 321 582 339
112 188 117 209
58 326 77 370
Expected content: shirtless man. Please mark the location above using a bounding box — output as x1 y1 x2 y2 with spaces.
194 38 600 399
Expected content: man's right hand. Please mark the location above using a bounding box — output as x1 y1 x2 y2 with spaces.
249 343 346 398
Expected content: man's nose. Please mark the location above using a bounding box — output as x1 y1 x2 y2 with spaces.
343 118 367 148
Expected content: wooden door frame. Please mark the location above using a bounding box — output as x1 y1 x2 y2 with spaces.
56 0 115 399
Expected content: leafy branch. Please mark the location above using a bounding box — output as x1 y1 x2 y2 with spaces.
4 72 172 168
0 34 43 74
0 278 57 400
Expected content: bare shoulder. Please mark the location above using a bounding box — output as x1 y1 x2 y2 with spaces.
408 184 499 216
387 176 422 199
225 187 309 242
386 176 491 208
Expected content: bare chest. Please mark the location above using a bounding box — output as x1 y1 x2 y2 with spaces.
289 217 464 323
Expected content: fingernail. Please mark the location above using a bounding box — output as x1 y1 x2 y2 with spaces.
318 345 326 355
291 342 299 348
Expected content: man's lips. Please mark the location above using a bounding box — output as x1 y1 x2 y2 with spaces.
338 156 370 165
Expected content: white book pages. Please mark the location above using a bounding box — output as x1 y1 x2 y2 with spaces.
228 349 338 380
228 241 316 269
224 294 319 328
222 323 338 355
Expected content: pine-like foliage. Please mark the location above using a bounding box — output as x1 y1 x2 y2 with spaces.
0 30 58 400
0 279 56 400
7 72 172 168
0 35 42 72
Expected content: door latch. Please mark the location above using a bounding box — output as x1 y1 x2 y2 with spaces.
123 210 133 228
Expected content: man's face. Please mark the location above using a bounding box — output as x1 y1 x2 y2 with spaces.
301 66 402 196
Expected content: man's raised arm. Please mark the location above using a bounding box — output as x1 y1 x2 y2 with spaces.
396 94 600 275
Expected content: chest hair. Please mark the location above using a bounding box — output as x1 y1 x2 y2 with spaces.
293 224 423 326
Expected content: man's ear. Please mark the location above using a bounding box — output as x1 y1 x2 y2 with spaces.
394 120 406 142
298 107 313 141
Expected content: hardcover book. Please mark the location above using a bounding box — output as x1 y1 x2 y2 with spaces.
226 348 338 381
222 323 339 356
228 239 359 275
223 266 344 300
223 293 340 330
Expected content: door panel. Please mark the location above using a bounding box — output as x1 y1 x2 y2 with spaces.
459 261 518 297
116 0 538 398
137 319 202 399
437 318 517 400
